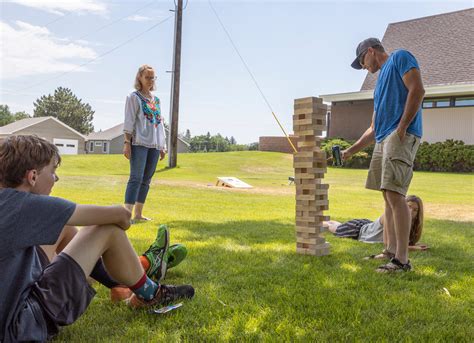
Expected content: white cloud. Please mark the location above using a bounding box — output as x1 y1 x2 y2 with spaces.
126 15 152 22
0 21 97 79
9 0 107 15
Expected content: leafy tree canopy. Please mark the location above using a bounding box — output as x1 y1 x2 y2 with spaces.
0 104 31 126
33 87 94 134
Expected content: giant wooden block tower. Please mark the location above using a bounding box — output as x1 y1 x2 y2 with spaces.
293 97 330 256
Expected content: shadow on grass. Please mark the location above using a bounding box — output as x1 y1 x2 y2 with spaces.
56 218 473 342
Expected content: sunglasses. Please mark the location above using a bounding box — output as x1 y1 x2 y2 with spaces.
144 76 157 81
359 50 368 66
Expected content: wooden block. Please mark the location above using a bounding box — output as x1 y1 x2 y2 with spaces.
293 124 327 132
294 151 326 159
294 96 323 106
295 226 325 234
296 236 327 245
293 162 327 169
296 244 330 256
295 168 327 174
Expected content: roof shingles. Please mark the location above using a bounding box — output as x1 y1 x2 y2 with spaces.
361 8 474 90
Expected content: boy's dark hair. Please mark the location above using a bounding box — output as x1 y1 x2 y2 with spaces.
0 135 61 188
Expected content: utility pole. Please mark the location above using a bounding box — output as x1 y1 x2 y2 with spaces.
168 0 183 168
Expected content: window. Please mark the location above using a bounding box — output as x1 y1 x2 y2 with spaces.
55 143 64 147
436 99 450 107
455 97 474 107
422 98 451 108
95 141 102 146
422 100 435 108
66 144 75 148
103 142 108 153
89 141 94 152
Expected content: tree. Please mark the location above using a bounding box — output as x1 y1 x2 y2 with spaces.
185 129 191 141
14 111 31 121
0 105 31 126
230 136 237 145
33 87 94 134
0 105 13 126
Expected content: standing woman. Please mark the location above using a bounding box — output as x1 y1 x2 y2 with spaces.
123 64 166 223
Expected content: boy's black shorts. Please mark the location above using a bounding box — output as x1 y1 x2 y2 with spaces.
28 251 96 339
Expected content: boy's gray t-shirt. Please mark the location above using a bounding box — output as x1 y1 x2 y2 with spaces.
358 216 384 243
0 188 76 342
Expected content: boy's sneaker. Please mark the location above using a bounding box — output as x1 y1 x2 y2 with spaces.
166 244 188 269
126 284 195 309
143 224 170 282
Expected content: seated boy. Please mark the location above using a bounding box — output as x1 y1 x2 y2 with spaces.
0 135 194 342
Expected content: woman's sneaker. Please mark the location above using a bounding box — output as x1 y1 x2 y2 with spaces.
143 224 170 282
126 284 195 309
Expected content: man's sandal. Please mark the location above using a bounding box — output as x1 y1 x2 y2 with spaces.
364 249 395 260
376 257 412 273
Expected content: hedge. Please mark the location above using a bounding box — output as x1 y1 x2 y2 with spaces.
322 138 473 173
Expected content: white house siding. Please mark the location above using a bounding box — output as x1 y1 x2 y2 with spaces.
422 107 473 144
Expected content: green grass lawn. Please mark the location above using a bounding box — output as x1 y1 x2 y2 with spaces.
53 152 473 342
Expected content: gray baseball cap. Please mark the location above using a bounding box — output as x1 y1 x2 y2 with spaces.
351 37 382 69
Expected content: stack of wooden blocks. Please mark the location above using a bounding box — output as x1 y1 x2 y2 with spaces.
293 97 330 256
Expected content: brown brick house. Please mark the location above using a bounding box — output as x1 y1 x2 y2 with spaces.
321 9 474 144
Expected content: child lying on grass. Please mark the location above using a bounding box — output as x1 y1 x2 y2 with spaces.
325 195 428 259
0 135 194 342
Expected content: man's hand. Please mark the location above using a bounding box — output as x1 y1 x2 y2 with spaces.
396 126 408 142
160 149 167 161
341 149 353 161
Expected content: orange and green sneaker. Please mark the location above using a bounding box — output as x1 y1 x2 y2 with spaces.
166 244 188 269
143 224 169 283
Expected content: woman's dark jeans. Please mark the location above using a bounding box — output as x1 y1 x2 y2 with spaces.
125 145 160 204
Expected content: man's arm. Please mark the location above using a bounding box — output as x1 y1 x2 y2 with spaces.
67 205 131 230
397 68 425 140
342 111 376 160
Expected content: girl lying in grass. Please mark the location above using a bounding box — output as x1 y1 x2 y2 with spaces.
325 195 428 258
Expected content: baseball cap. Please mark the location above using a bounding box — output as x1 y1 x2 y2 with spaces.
351 37 382 69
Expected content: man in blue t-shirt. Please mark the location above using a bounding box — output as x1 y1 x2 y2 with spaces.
342 38 425 273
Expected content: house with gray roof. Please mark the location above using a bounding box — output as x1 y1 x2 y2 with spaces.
321 8 474 144
86 123 190 154
0 116 86 154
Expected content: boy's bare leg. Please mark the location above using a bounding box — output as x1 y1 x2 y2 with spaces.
41 225 79 262
383 191 397 255
385 190 410 264
61 224 144 286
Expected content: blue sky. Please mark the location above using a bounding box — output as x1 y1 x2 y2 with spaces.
1 0 471 143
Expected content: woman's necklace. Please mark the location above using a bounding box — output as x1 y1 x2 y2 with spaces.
139 91 153 102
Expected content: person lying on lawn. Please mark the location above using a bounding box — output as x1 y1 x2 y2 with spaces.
55 224 188 302
0 135 194 343
325 195 427 258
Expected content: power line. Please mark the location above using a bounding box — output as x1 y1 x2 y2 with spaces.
75 0 159 41
207 1 297 153
16 15 174 92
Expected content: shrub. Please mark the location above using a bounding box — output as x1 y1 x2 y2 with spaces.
414 140 473 172
322 138 371 169
322 138 473 172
